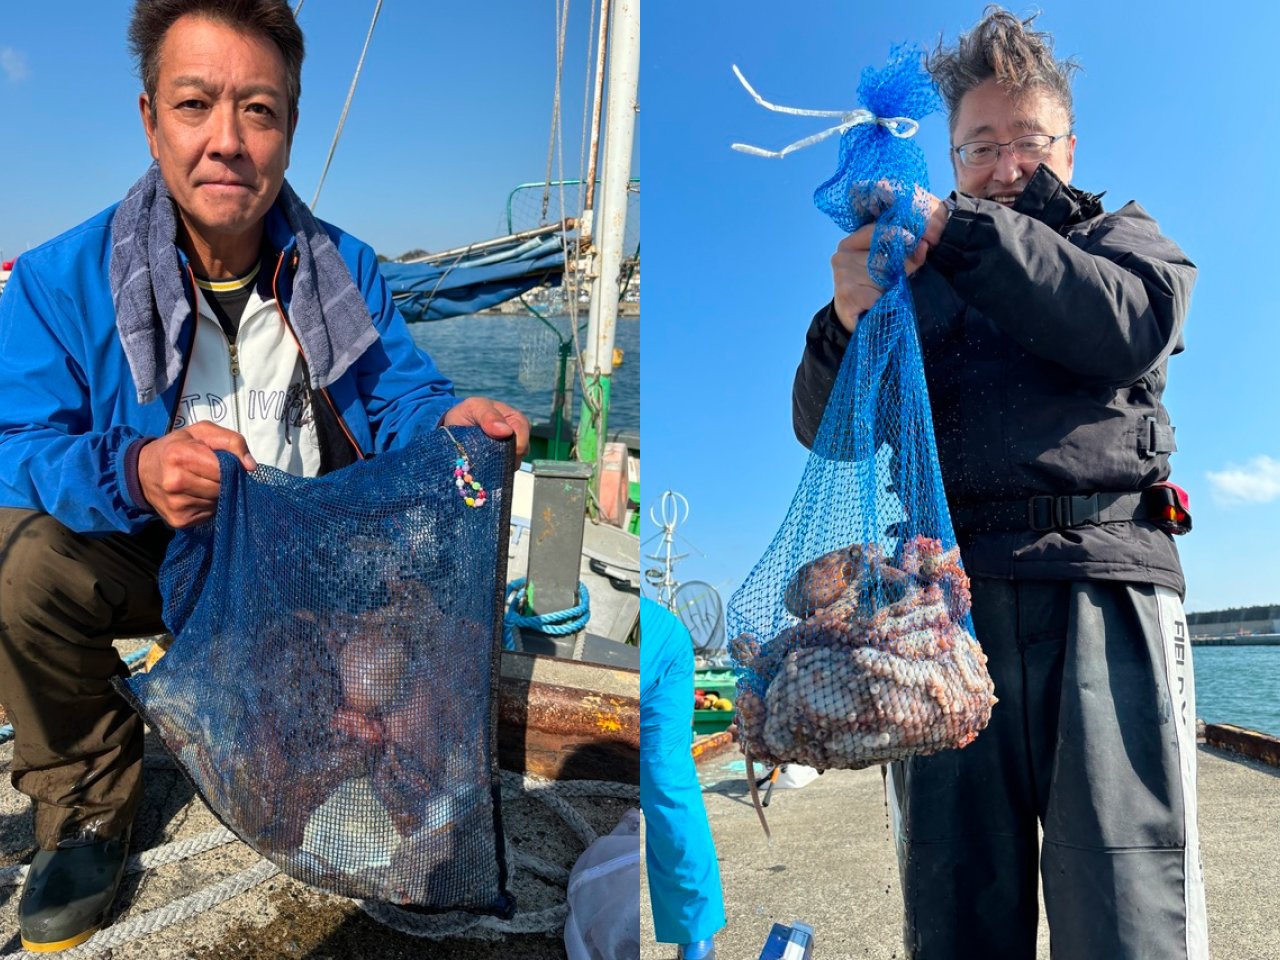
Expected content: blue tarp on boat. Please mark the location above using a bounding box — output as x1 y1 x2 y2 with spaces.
379 235 565 322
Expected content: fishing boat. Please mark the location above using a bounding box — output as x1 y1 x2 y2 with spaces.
368 0 645 786
498 650 639 783
291 0 644 765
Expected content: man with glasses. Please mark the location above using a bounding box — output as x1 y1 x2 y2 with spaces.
793 9 1205 960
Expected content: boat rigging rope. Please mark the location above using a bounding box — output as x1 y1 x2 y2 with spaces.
541 0 570 223
0 769 638 956
577 0 601 200
309 0 384 212
502 578 591 651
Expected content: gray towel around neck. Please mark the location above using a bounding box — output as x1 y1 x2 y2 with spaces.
109 164 379 406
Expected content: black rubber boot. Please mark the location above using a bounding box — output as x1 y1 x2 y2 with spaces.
18 834 129 953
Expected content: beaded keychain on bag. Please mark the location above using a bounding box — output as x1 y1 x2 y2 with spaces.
442 426 487 508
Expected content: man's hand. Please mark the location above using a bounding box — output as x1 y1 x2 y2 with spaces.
137 422 256 528
442 397 530 461
830 187 951 335
831 224 887 333
918 188 950 250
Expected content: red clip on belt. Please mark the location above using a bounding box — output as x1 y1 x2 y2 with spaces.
1146 481 1192 535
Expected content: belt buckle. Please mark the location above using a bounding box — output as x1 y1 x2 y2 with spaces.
1028 494 1100 531
1055 493 1100 528
1027 495 1055 532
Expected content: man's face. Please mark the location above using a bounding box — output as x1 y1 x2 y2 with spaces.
140 15 296 260
951 77 1076 205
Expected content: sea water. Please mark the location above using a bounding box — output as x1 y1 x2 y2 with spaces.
1192 645 1280 739
409 312 640 433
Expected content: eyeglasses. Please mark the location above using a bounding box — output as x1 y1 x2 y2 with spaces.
952 133 1069 169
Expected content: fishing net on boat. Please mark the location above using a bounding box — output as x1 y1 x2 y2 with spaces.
728 45 995 772
115 428 516 915
518 321 565 391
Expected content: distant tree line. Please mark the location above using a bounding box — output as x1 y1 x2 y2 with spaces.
1186 604 1280 625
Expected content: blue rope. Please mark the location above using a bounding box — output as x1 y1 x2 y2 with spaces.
0 644 153 745
502 578 590 651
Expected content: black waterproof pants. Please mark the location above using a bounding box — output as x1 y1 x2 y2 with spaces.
0 509 169 849
889 577 1207 960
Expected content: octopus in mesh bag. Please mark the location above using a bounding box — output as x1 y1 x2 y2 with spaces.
234 584 461 872
732 536 996 834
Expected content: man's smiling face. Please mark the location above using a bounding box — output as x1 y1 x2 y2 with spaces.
951 77 1076 205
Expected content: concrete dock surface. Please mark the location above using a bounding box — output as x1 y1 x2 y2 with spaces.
641 744 1280 960
0 734 638 960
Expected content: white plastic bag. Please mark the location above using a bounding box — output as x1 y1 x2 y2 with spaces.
774 763 821 790
564 807 641 960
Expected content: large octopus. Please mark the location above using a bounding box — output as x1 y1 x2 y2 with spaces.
733 536 996 772
149 576 484 897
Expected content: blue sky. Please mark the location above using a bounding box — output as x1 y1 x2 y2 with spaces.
0 3 616 258
641 1 1279 614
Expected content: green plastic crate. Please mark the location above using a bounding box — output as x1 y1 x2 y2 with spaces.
692 670 737 735
693 710 735 735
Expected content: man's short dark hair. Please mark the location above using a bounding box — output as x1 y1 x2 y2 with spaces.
927 6 1079 135
128 0 304 122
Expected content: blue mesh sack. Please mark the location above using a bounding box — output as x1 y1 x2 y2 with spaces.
114 427 516 914
728 46 996 773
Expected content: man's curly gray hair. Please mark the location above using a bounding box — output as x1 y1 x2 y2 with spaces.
927 6 1080 135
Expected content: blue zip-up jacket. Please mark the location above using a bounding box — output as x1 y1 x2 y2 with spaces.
0 202 456 535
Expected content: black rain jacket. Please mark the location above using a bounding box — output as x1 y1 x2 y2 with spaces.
792 165 1195 595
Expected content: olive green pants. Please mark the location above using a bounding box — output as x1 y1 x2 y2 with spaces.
0 509 170 849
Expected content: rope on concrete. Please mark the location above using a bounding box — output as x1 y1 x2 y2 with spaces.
0 859 279 959
0 771 639 946
0 862 25 890
359 897 571 939
133 827 240 872
356 899 484 939
514 848 571 886
521 776 640 801
352 772 638 938
0 827 239 889
537 787 601 847
509 773 603 848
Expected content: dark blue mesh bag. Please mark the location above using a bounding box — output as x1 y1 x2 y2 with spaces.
115 427 516 914
729 46 996 772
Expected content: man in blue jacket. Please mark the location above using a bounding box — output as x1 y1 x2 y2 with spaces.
0 1 527 951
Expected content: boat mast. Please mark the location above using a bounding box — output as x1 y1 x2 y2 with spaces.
582 0 611 237
576 0 638 497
